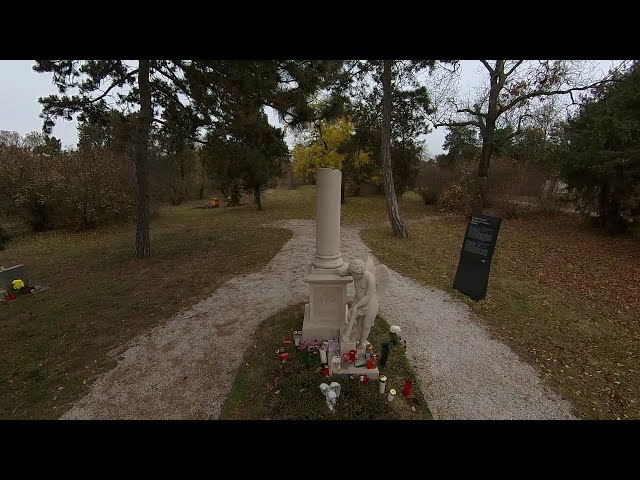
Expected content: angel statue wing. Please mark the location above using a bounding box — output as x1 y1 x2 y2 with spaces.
365 255 375 273
373 264 389 300
364 255 389 300
319 383 330 397
329 382 341 398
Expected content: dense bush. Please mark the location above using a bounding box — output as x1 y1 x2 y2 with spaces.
486 156 550 202
438 173 474 214
416 161 457 205
414 156 555 216
0 148 135 232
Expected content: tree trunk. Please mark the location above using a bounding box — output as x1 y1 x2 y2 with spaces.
473 61 504 215
180 158 188 201
254 186 262 211
599 182 626 234
287 162 296 190
473 117 494 214
381 60 408 238
135 59 152 258
340 172 346 204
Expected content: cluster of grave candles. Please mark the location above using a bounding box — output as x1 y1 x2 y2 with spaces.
288 330 413 399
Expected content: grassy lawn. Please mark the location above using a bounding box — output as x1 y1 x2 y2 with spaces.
225 185 429 226
362 212 640 420
0 201 292 419
221 303 431 420
0 186 426 419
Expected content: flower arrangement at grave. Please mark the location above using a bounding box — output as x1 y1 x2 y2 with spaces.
12 279 25 293
389 325 402 347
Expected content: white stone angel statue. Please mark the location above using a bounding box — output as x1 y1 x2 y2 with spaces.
319 381 342 412
337 255 389 348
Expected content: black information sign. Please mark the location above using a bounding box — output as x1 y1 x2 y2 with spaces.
453 214 502 301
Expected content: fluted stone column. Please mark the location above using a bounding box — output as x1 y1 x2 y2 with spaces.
302 167 351 343
312 168 343 270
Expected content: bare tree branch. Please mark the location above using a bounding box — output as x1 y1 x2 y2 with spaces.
457 108 487 119
83 70 138 105
504 60 524 78
433 120 484 129
505 113 535 141
498 78 620 115
480 60 495 74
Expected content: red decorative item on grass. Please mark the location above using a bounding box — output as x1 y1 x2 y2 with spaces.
282 340 292 345
5 294 17 301
403 379 413 397
279 352 289 360
360 375 369 384
321 365 330 377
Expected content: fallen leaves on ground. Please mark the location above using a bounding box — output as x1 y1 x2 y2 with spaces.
362 211 640 420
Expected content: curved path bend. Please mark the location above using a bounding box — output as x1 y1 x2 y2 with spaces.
62 219 575 420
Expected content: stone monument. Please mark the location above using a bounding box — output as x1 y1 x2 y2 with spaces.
301 168 352 342
301 167 388 381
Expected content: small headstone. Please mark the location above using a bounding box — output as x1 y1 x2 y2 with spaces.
0 265 31 294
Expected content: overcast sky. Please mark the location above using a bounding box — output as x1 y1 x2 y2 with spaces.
0 60 624 155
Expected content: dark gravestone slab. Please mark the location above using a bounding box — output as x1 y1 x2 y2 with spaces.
0 264 31 294
453 214 502 301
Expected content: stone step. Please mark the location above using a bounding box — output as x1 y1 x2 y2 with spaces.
329 363 380 380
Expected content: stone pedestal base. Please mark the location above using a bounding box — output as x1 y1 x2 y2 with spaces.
301 267 352 343
333 365 380 380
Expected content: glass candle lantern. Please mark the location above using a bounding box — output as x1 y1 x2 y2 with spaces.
403 379 413 397
331 355 342 372
320 346 328 365
365 344 373 359
342 353 350 365
387 388 396 402
378 375 387 394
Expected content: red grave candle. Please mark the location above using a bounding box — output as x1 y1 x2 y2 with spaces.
349 350 356 363
403 379 413 397
366 358 374 369
342 353 350 364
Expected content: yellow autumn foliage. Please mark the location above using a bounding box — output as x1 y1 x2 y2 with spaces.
292 118 372 185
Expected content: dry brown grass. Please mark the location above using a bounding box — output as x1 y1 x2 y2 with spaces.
362 212 640 419
0 186 427 419
0 201 291 418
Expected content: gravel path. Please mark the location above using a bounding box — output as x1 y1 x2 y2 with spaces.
62 219 575 420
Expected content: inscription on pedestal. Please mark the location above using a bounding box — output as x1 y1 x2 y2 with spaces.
303 272 351 342
313 286 341 321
